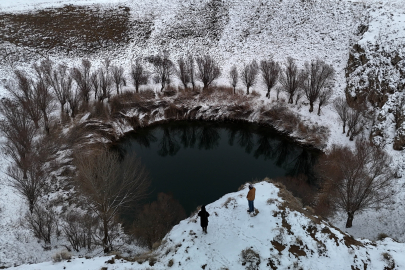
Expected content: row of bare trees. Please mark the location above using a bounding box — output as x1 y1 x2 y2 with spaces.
229 57 335 115
3 54 336 129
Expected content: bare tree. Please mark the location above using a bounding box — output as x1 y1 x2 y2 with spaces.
25 203 57 245
347 107 364 140
279 57 304 104
130 60 149 93
333 97 350 134
315 139 395 228
188 54 196 90
38 60 72 116
0 99 36 177
62 210 95 251
131 192 186 249
177 56 190 89
90 71 100 100
67 88 80 118
295 88 303 105
276 86 281 101
302 59 335 113
98 68 112 101
241 60 259 95
260 59 280 99
74 148 150 253
6 70 42 129
317 88 333 116
229 65 238 94
33 63 55 134
0 98 49 214
147 51 174 92
71 59 92 104
110 65 126 95
392 95 405 130
195 55 221 90
7 162 46 214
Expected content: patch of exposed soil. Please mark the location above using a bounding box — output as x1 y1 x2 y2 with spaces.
0 5 151 56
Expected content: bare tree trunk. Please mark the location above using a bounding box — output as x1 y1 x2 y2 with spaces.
135 82 139 93
266 88 270 99
288 94 294 104
43 110 50 134
346 212 354 228
309 101 314 113
103 219 109 253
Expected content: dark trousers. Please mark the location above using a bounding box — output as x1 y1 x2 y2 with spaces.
248 200 254 212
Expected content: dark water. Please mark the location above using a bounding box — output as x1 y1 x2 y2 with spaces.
116 121 319 216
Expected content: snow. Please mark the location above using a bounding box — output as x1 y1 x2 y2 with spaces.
6 182 405 269
1 0 405 268
0 0 125 12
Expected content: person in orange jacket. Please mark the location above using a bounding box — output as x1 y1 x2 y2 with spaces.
246 184 256 213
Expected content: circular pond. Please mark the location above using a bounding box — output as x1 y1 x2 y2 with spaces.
116 121 319 216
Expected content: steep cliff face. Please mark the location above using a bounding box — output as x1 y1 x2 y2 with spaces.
345 4 405 150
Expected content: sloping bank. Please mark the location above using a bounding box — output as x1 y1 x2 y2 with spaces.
81 89 330 151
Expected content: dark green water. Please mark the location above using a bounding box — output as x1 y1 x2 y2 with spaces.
117 121 319 216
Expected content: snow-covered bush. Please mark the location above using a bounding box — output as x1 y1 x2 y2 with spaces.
52 249 72 263
240 248 261 270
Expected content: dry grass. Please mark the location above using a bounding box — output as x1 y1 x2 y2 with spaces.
164 103 188 119
89 101 110 120
131 251 158 265
0 5 137 55
222 197 236 209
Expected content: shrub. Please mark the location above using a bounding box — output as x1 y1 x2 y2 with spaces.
131 193 186 249
222 197 236 209
241 248 261 270
267 198 277 205
250 90 260 97
90 101 109 120
62 210 96 251
377 233 389 241
168 259 174 267
161 86 177 97
313 192 335 218
164 103 187 119
381 251 395 268
25 204 57 245
52 249 72 263
139 88 156 100
273 174 316 207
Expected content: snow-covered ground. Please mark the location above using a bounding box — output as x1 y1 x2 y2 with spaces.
1 0 405 268
6 181 405 269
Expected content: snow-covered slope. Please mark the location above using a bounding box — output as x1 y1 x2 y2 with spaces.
7 181 405 270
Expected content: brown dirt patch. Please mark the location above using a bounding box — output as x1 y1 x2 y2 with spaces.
0 5 146 55
271 240 286 255
288 245 307 258
321 227 340 246
344 235 364 248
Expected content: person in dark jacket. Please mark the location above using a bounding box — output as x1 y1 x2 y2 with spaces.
198 205 210 233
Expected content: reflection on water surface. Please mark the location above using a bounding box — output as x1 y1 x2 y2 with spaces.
117 121 319 215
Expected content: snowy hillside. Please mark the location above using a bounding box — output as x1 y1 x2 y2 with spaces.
1 0 405 268
7 181 405 270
